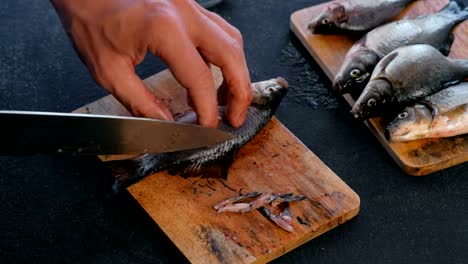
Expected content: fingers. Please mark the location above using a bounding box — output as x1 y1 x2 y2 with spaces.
150 20 219 128
192 14 252 127
93 57 174 121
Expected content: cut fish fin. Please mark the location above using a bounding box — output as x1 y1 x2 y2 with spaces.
259 207 294 232
439 33 454 56
169 148 238 179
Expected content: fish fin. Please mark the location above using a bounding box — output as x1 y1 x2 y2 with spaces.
439 33 454 56
443 80 461 89
441 1 463 14
168 148 239 179
328 2 348 23
378 52 399 74
430 103 467 129
439 103 468 118
440 1 468 22
108 154 175 193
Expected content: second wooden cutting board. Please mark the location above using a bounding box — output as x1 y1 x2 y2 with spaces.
290 0 468 176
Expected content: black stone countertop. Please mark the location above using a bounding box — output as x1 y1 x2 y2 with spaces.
1 1 468 263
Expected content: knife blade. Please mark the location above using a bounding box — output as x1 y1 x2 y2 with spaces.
0 111 235 155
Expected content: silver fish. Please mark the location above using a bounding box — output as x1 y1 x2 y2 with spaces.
309 0 415 34
109 78 288 192
351 44 468 120
333 1 468 95
386 82 468 142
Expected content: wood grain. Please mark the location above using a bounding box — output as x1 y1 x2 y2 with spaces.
74 67 360 263
290 0 468 175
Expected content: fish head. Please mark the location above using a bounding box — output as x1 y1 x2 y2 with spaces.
350 78 393 120
308 2 347 34
332 48 380 95
386 104 432 142
251 77 289 111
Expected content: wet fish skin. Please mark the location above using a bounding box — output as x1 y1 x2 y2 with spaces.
387 82 468 142
309 0 415 34
351 44 468 120
333 1 468 95
109 78 288 192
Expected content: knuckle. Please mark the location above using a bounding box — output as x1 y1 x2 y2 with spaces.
231 27 243 46
227 36 242 52
91 66 113 89
231 84 253 104
186 67 213 90
200 113 219 128
147 4 179 28
131 104 153 118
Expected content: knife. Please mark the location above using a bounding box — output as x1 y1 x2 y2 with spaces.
0 111 235 156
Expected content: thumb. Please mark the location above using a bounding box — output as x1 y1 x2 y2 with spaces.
94 60 174 121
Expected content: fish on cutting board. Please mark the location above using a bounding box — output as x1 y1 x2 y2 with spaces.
386 82 468 142
109 78 288 192
333 0 468 95
308 0 415 34
351 44 468 120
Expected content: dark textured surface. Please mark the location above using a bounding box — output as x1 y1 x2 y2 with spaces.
1 0 468 263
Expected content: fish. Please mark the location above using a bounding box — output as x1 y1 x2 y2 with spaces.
109 78 288 192
351 44 468 120
308 0 415 34
386 82 468 142
333 1 468 95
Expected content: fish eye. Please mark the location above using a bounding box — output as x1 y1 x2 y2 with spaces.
367 98 377 107
398 112 409 119
322 18 330 24
350 69 361 78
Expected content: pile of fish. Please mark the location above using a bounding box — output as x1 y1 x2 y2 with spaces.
310 0 468 142
109 78 288 192
213 192 307 232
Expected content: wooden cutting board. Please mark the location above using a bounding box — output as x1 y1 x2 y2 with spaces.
74 67 360 264
290 0 468 176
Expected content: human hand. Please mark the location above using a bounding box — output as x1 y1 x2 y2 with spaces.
50 0 252 127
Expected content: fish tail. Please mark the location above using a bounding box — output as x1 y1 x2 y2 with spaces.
440 1 468 23
107 153 178 193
